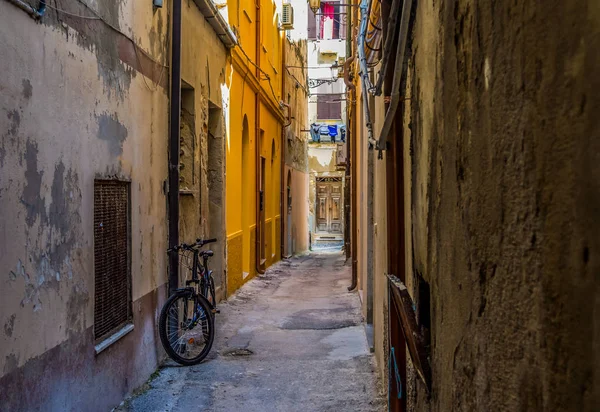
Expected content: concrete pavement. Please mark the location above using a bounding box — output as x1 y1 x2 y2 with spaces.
117 250 384 412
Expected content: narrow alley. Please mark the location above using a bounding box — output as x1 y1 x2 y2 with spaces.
1 0 597 410
118 251 384 412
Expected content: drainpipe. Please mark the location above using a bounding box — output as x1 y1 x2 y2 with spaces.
343 55 356 92
255 0 265 275
280 99 290 260
348 3 358 292
255 92 265 275
168 0 182 295
280 39 288 260
357 0 377 148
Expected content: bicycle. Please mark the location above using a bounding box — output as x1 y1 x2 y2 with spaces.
158 238 219 365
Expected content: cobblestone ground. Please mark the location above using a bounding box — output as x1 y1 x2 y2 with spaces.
117 250 384 412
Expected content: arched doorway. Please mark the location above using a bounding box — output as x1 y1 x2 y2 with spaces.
242 115 250 274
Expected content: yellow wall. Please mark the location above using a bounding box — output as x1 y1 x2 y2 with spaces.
225 0 284 296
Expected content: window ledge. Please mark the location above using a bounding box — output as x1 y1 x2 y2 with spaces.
94 323 134 355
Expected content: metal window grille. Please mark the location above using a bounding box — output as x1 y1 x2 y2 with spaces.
94 180 132 342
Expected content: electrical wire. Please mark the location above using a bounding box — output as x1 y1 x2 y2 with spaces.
284 68 309 94
235 43 282 106
44 2 100 19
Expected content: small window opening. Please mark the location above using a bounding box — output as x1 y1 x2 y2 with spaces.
94 179 132 343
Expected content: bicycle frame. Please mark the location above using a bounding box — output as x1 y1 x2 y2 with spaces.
182 247 215 311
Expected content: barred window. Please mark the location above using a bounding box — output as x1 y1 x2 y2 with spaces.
93 179 132 342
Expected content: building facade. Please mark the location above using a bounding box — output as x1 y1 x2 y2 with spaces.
0 0 230 410
349 0 599 410
306 3 349 249
224 0 294 294
283 37 310 257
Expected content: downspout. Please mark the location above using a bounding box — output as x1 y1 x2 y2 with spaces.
376 0 413 149
348 2 358 292
255 0 265 275
7 0 46 18
357 0 377 148
343 55 356 92
255 92 265 275
168 0 183 295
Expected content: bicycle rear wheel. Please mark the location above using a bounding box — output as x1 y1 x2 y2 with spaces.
158 291 215 365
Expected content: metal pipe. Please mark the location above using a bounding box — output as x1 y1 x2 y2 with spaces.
168 0 182 295
357 0 374 91
7 0 46 18
344 8 354 268
255 0 265 275
343 55 356 91
348 1 358 292
280 42 287 260
376 0 413 149
357 0 377 148
255 91 265 275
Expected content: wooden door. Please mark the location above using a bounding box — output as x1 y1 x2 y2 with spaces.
316 177 343 234
260 157 266 265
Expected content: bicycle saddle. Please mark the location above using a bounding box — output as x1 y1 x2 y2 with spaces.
201 250 214 257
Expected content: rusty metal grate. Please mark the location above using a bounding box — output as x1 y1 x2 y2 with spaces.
94 180 131 342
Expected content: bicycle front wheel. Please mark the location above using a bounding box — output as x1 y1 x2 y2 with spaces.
158 291 215 365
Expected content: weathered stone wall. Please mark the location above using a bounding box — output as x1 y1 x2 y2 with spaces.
179 2 228 296
402 0 599 410
0 0 227 409
0 1 169 408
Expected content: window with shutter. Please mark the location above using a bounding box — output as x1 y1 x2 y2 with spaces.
329 94 341 119
316 94 342 120
317 95 329 120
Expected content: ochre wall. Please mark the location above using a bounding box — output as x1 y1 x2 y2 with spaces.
225 0 284 295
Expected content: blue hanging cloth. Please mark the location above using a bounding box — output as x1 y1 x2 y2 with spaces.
328 125 338 143
328 125 338 137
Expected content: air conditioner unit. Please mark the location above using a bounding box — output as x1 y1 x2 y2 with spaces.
281 3 294 29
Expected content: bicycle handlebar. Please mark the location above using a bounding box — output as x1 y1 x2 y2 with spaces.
167 238 218 253
198 238 217 245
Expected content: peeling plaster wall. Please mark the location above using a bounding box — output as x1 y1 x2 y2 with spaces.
180 2 228 298
400 0 599 410
0 1 170 409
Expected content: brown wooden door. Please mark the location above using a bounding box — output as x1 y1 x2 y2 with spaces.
260 157 266 265
316 177 342 234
